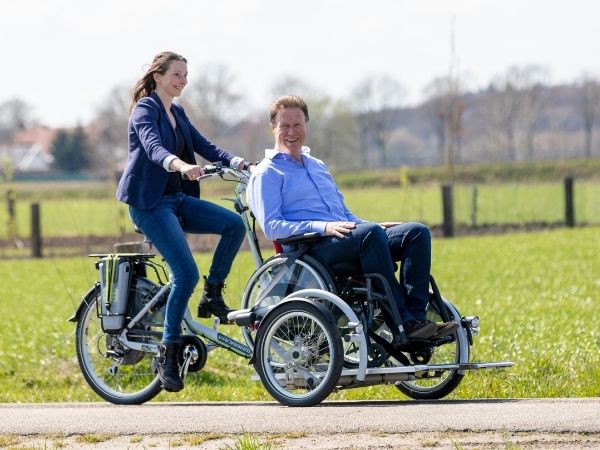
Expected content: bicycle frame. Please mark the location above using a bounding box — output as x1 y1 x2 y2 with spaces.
116 277 253 359
111 165 260 360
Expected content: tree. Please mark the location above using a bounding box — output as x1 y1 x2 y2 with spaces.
577 74 600 158
350 75 406 168
51 125 92 172
0 98 36 143
422 75 465 172
488 65 549 161
91 85 130 174
183 63 244 141
269 76 322 101
303 96 360 170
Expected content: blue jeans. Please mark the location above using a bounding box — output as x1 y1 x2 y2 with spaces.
307 222 431 325
129 194 245 344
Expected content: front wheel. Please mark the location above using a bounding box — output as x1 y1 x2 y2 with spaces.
394 299 468 399
75 282 163 404
254 301 343 407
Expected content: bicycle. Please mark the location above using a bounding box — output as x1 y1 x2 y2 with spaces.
71 162 513 406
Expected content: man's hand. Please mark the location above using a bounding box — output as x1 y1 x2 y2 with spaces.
324 221 356 238
379 221 404 229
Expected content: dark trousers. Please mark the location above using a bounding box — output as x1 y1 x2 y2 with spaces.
308 222 431 325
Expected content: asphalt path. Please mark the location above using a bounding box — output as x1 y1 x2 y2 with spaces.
1 398 599 436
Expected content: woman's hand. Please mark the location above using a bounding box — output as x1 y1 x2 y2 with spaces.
324 221 356 238
169 158 205 180
180 163 205 180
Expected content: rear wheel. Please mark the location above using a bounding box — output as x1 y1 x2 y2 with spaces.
75 278 164 404
254 301 343 407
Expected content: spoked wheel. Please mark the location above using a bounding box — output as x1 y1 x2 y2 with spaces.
75 282 163 404
254 301 343 407
241 255 333 348
394 299 468 399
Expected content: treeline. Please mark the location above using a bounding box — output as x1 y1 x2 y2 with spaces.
334 158 600 189
1 64 599 175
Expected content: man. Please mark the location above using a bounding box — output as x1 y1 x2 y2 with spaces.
247 95 457 343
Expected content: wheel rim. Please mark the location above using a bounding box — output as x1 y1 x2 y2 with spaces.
77 290 161 401
242 258 328 347
259 310 337 401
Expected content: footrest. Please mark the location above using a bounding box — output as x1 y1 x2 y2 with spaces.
227 309 256 326
455 361 515 370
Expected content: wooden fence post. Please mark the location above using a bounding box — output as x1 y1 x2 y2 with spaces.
6 189 17 239
31 203 42 258
442 184 455 237
470 185 478 228
564 177 575 227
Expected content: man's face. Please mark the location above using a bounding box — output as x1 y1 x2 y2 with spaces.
271 107 306 157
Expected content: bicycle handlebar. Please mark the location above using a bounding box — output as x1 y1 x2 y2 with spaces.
180 161 249 182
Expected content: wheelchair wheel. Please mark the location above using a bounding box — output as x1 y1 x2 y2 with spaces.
394 298 468 399
241 254 334 347
253 300 343 407
75 279 164 405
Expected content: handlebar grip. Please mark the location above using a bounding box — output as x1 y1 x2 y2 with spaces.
202 162 223 174
180 161 224 180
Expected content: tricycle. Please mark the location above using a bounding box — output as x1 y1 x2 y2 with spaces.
70 163 513 406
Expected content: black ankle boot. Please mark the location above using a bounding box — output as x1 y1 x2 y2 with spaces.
158 343 184 392
197 276 235 322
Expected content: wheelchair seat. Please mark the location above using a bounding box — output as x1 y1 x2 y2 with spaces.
273 233 363 279
273 232 391 280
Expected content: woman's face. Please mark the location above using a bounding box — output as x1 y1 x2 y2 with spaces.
154 60 188 98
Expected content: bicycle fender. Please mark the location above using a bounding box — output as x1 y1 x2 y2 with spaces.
250 298 335 365
68 283 100 323
258 297 336 329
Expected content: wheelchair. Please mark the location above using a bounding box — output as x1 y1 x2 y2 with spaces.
233 231 499 406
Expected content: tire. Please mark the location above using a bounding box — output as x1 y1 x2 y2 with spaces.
394 298 468 400
241 255 334 347
254 301 343 407
75 279 163 405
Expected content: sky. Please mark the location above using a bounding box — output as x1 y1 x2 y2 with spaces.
1 0 599 129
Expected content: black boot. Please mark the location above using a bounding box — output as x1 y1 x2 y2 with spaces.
197 276 235 323
157 343 184 392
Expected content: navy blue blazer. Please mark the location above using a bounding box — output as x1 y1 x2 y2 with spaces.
116 92 235 209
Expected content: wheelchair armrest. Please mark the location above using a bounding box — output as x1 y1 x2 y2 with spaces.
275 232 321 246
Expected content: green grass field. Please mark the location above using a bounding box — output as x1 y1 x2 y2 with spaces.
2 180 600 240
0 226 598 402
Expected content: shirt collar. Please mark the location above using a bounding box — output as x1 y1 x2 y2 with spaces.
265 146 311 160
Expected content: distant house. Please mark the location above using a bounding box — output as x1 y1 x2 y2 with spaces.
0 126 56 172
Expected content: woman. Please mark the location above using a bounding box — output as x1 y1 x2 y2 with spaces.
117 51 253 392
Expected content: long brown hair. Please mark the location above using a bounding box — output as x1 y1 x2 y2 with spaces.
130 51 187 112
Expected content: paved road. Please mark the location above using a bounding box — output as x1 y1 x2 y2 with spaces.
1 398 599 435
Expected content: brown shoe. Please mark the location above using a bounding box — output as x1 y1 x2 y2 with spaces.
405 320 437 339
431 321 459 339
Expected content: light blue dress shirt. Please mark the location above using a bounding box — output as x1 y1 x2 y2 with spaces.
247 148 364 240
